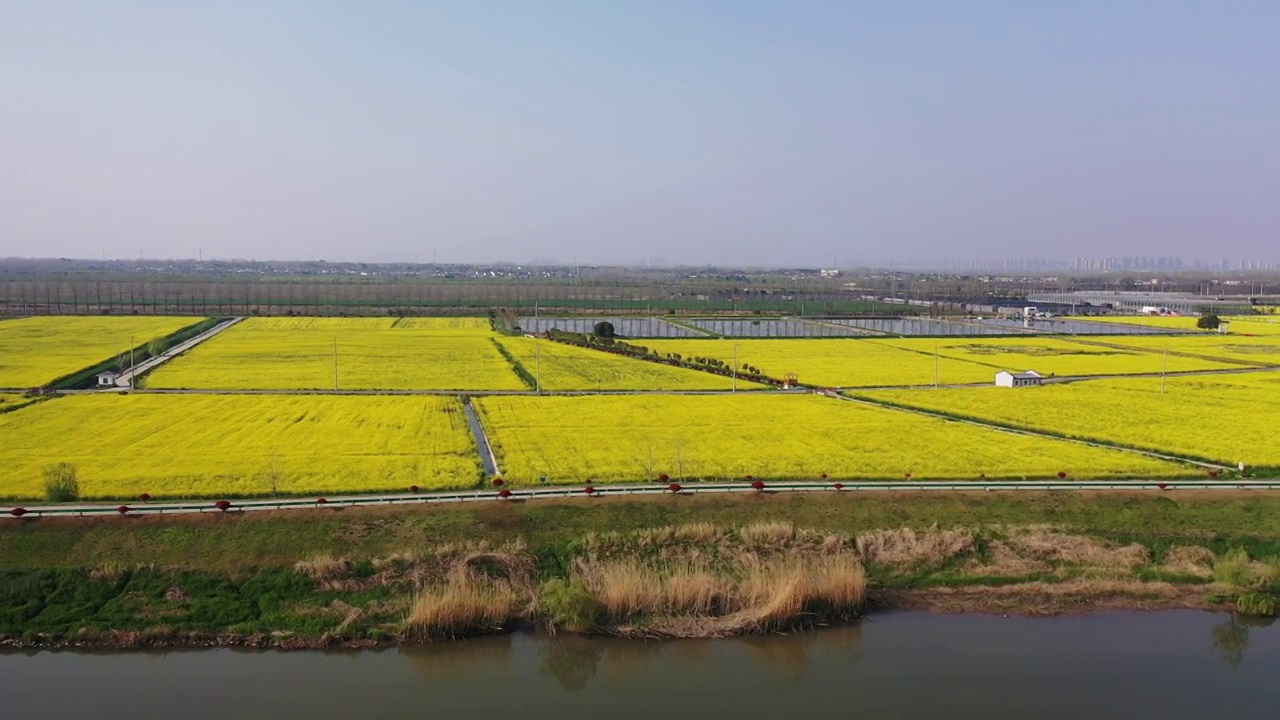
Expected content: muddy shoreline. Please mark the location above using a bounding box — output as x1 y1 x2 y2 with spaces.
0 584 1229 652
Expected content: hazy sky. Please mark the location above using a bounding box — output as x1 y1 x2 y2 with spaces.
2 1 1277 265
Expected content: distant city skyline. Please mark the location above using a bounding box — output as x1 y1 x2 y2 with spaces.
3 2 1278 265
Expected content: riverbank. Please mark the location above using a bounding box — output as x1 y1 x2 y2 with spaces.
2 493 1277 648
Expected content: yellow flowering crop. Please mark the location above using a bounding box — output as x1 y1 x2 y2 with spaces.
882 337 1243 377
639 338 995 388
0 316 203 388
145 317 526 390
1090 334 1280 366
495 337 750 391
474 394 1191 484
857 372 1280 468
0 394 481 500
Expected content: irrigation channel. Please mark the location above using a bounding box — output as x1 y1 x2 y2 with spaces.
1 612 1275 719
7 479 1280 519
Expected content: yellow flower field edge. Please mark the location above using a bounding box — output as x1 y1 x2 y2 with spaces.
852 374 1280 473
0 316 210 389
474 395 1196 485
496 336 748 391
0 394 484 500
144 317 526 391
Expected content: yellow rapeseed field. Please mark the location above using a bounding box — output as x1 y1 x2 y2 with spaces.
474 395 1192 483
0 393 39 414
0 316 203 388
145 317 526 390
856 372 1280 468
882 337 1244 377
639 339 994 388
494 337 746 390
0 394 481 499
1085 334 1280 367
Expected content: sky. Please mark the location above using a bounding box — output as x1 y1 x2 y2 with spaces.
1 1 1278 266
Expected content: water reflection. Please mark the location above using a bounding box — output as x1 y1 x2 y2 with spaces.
1210 613 1276 669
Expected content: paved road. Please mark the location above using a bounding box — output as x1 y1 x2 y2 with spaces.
6 479 1278 519
114 317 244 387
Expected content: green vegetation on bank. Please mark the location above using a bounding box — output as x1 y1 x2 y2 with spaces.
1 493 1277 646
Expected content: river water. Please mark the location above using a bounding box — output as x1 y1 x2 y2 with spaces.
2 611 1276 719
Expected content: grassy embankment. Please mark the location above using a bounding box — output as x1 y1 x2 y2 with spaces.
1 493 1277 647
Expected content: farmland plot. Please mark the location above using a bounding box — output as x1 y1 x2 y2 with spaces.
145 317 525 390
1089 334 1280 366
0 316 203 388
474 395 1191 484
640 339 995 388
856 372 1280 469
0 395 481 499
883 337 1245 376
494 337 745 391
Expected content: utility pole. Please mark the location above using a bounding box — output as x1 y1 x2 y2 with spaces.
1161 345 1168 394
129 335 135 388
333 338 339 391
535 338 542 394
733 342 739 392
934 344 940 389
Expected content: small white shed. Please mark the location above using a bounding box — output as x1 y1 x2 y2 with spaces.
995 370 1042 388
96 371 119 387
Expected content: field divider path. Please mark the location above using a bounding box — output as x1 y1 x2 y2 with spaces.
461 397 501 476
114 316 244 387
834 393 1234 471
7 479 1280 518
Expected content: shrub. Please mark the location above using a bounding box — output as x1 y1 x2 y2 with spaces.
43 462 81 502
1235 592 1277 617
1213 548 1253 588
539 578 601 632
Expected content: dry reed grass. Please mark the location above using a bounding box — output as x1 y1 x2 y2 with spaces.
404 575 519 640
1005 529 1148 568
1160 546 1216 578
963 541 1051 577
855 527 975 568
575 552 865 637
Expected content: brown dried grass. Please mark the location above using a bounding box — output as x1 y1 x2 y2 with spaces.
1161 546 1216 578
1005 529 1148 568
577 553 865 637
404 575 518 640
855 527 975 568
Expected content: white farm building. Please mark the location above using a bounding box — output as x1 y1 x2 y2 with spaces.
995 370 1043 388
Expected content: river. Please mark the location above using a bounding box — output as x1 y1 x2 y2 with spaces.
2 611 1276 719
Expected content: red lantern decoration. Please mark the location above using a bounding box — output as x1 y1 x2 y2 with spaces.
9 507 27 517
316 498 328 504
820 473 828 480
1157 483 1169 491
833 483 844 491
585 478 594 485
1207 470 1219 479
745 474 755 481
492 478 505 487
658 473 670 482
138 493 152 502
667 483 683 493
410 485 421 493
498 489 512 499
583 486 598 495
214 500 232 512
750 480 765 492
904 472 912 479
979 473 987 479
116 505 130 515
1057 471 1067 479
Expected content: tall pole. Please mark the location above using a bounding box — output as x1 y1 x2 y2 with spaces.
535 338 542 394
129 335 135 388
1161 345 1168 394
333 338 339 391
934 344 940 389
733 343 739 392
